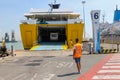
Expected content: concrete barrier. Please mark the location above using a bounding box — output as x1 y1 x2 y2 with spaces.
101 49 117 54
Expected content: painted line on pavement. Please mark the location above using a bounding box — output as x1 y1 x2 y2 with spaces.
105 63 120 65
98 70 120 73
108 60 120 62
31 73 37 80
78 54 113 80
43 74 55 80
12 73 26 80
43 62 52 67
92 75 120 79
102 66 120 68
68 63 73 68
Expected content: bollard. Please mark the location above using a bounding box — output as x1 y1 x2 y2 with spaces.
11 45 14 56
117 44 119 52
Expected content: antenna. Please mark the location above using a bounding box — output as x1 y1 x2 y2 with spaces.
54 0 56 4
102 14 105 23
11 30 15 41
48 0 60 12
116 5 118 10
102 11 105 23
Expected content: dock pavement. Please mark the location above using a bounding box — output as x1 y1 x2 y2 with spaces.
0 49 112 80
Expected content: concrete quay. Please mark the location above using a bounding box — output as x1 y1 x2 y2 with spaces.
0 49 108 80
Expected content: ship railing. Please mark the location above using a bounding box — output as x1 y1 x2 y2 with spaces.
21 20 37 24
21 19 83 24
68 19 83 24
36 21 67 24
36 19 82 24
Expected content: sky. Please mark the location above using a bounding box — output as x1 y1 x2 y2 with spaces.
0 0 120 40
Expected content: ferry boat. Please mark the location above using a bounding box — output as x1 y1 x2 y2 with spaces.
20 0 84 50
100 5 120 44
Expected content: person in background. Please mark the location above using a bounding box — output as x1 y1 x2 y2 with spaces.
70 39 73 48
73 38 82 73
1 39 7 53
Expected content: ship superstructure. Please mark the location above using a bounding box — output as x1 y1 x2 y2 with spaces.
100 5 120 44
20 0 84 50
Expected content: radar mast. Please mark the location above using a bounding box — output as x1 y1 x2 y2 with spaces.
48 0 60 12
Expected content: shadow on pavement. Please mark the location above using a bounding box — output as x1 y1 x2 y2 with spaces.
42 56 55 58
25 63 40 66
32 60 43 62
57 72 80 77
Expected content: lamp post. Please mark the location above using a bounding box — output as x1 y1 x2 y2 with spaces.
82 0 86 39
0 32 4 41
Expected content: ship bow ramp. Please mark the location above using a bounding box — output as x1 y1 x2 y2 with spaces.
30 42 67 50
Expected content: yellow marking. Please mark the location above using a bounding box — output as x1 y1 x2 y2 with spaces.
62 45 68 50
30 45 39 50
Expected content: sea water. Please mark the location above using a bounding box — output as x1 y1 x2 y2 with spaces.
0 41 24 50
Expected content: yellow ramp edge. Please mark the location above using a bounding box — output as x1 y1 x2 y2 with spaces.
30 45 39 50
62 45 68 50
30 45 67 50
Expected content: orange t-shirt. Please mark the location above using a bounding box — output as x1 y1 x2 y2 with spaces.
73 43 82 58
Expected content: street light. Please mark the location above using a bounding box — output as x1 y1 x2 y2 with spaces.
82 0 86 39
0 32 4 41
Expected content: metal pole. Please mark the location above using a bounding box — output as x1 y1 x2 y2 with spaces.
54 0 56 4
117 44 119 52
11 45 14 56
82 0 86 39
112 33 114 49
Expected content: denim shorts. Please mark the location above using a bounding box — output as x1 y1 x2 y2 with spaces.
75 58 81 63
